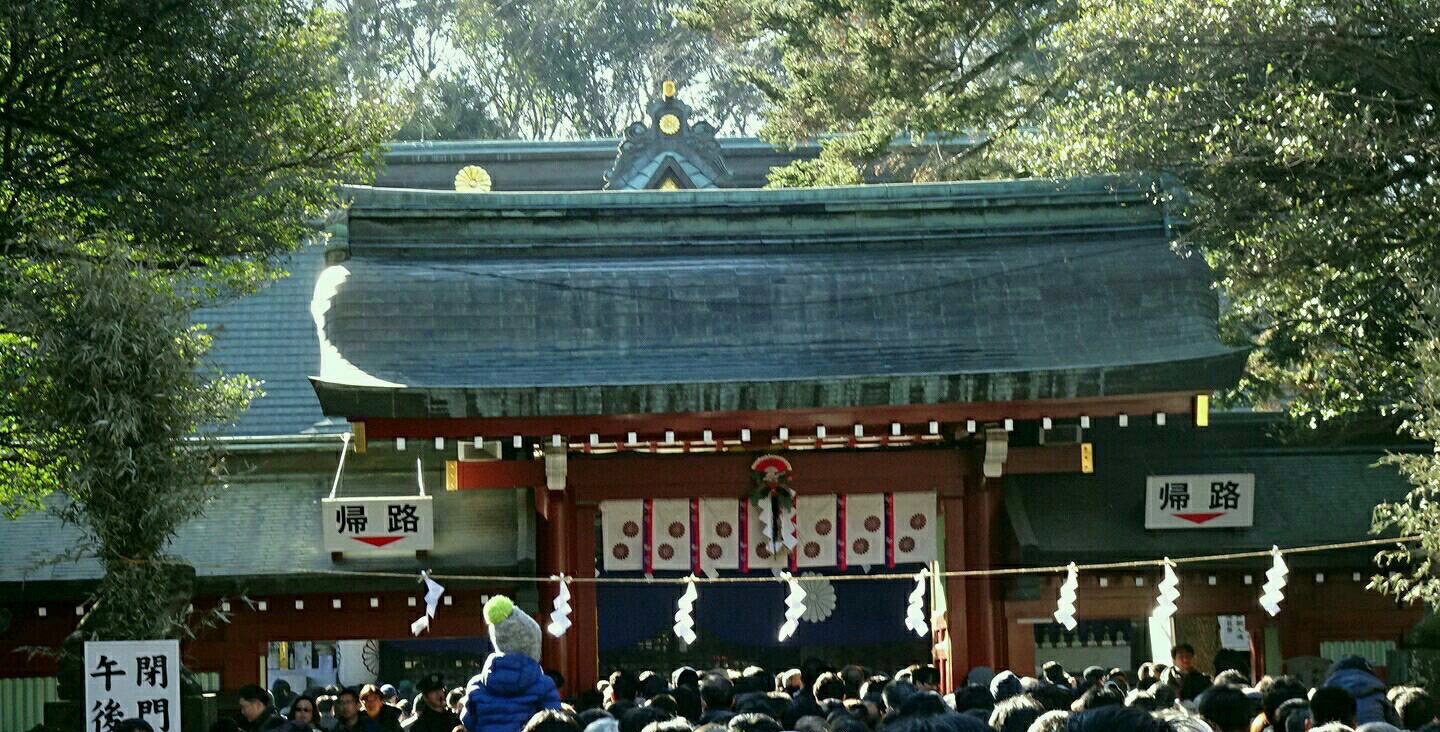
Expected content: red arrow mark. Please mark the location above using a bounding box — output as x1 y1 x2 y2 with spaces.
352 536 405 547
1172 512 1225 525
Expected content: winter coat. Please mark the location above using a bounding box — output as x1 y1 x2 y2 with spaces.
409 704 462 732
348 705 404 732
461 653 562 732
1324 657 1395 727
244 707 290 732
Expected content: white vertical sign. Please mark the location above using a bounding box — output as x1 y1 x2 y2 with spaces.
85 639 181 732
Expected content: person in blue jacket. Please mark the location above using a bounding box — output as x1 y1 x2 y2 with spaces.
1322 655 1399 727
462 595 562 732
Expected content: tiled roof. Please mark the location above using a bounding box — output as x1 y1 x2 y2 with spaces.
1 478 530 585
197 247 341 437
1006 420 1416 566
311 177 1247 419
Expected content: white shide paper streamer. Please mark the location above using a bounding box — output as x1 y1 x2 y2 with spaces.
673 576 699 644
778 572 807 641
1152 559 1179 625
547 575 572 637
1260 546 1289 616
905 569 929 637
1053 562 1079 631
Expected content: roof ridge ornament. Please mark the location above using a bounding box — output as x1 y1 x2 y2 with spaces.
604 81 731 190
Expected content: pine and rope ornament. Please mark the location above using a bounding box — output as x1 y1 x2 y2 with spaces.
1260 545 1289 616
673 576 699 644
1054 562 1079 631
1152 559 1179 625
778 572 807 641
547 575 572 637
750 455 797 554
905 569 929 637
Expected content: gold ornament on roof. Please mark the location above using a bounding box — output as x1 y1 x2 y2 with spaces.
658 114 681 135
657 177 681 190
662 79 677 99
454 165 493 192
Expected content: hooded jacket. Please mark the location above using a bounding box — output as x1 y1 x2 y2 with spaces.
461 653 562 732
1324 656 1394 727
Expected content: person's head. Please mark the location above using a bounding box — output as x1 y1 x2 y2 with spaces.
670 685 701 723
610 671 641 706
988 694 1043 732
1396 688 1438 730
1262 676 1308 726
726 713 781 732
1275 699 1310 732
290 695 319 727
640 718 692 732
1311 686 1358 728
523 709 581 732
336 688 360 721
775 669 802 694
620 705 673 732
838 665 867 698
672 668 700 691
380 684 399 703
1197 684 1253 732
990 670 1023 703
360 684 384 717
1171 644 1196 674
486 595 543 662
1213 670 1248 688
448 688 466 714
238 684 274 722
909 665 940 693
1070 685 1123 713
700 673 735 713
1029 710 1069 732
882 679 919 715
1031 684 1075 713
949 684 994 714
813 672 845 703
1041 662 1068 688
417 674 448 711
647 694 679 717
1065 706 1170 732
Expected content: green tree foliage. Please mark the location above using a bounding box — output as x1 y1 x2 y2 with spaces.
333 0 768 139
682 0 1069 184
0 0 393 646
2 256 257 642
699 0 1440 602
1374 291 1440 606
1001 0 1440 425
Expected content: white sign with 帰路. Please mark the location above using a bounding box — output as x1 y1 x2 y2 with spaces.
1145 473 1255 529
321 496 434 554
85 639 181 732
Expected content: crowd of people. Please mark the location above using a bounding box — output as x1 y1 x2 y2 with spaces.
111 596 1439 732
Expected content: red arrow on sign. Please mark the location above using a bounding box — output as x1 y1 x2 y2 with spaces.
352 536 405 547
1172 512 1225 525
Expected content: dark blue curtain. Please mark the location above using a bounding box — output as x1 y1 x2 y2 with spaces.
598 568 928 652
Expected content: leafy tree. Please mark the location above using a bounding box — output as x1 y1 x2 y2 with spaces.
332 0 768 140
682 0 1068 184
0 0 392 665
1374 290 1440 606
700 0 1440 602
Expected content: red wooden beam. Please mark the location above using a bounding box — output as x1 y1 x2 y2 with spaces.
565 449 969 503
360 392 1198 440
449 459 546 490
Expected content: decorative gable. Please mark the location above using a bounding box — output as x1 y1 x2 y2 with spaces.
604 81 731 190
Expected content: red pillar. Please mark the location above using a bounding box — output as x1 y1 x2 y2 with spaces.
962 478 1006 669
940 493 970 689
571 505 600 693
538 489 572 692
